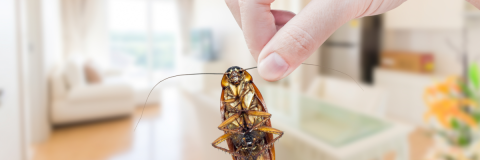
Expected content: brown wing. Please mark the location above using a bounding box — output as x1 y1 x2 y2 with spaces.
220 87 237 160
220 74 229 121
252 82 275 160
252 82 268 113
220 89 226 121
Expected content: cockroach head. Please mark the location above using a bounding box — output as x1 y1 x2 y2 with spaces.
226 66 244 84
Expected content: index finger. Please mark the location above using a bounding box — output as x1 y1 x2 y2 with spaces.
239 0 277 60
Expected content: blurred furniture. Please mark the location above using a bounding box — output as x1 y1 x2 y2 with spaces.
374 67 442 127
274 118 412 160
380 51 434 74
305 76 387 117
49 57 135 125
320 16 382 84
263 86 413 160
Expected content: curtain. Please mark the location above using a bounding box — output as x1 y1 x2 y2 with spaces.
61 0 107 60
176 0 193 56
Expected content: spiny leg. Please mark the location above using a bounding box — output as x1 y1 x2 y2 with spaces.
218 113 243 134
211 133 243 157
253 126 284 157
257 126 284 143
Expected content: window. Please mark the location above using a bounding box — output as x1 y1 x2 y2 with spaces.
108 0 178 85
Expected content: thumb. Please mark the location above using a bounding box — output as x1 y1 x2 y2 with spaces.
257 0 407 81
257 0 356 81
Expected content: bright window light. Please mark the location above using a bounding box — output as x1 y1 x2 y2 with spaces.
108 0 178 85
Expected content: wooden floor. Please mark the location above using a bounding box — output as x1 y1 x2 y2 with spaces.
32 105 160 160
32 103 434 160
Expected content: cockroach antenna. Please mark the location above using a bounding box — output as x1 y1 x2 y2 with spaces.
243 64 364 91
134 72 224 132
134 64 362 131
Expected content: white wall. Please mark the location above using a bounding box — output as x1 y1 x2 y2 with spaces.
0 0 26 159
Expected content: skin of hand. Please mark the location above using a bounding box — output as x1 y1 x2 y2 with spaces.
467 0 480 9
225 0 480 82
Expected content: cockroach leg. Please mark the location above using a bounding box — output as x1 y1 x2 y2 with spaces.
235 146 242 153
256 126 284 147
252 126 284 158
220 128 243 134
212 133 243 157
245 111 272 132
224 98 236 103
217 113 243 134
246 110 271 117
218 113 240 128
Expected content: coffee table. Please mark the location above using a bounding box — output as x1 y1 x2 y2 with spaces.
268 93 413 160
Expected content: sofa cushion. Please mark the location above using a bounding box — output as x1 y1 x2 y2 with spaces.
84 60 103 84
50 65 68 100
67 83 133 103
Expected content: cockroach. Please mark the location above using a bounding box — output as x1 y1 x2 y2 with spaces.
211 66 283 160
134 63 363 160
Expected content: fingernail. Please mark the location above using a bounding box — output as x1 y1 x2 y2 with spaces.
258 52 289 81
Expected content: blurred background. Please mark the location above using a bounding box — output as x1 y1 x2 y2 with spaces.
1 0 480 160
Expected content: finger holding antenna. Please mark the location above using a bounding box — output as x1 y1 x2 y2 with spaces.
256 0 406 82
256 0 356 82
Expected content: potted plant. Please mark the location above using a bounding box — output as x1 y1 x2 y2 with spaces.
424 64 480 160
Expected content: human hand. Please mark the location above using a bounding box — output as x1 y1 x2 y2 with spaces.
225 0 406 81
467 0 480 9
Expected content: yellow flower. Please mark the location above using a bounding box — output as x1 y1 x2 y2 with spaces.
423 77 477 128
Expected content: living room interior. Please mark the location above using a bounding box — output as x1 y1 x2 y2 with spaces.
1 0 480 160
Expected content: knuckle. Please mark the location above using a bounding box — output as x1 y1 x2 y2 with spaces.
278 25 316 57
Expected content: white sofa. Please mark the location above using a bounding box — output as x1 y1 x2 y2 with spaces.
49 58 135 125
